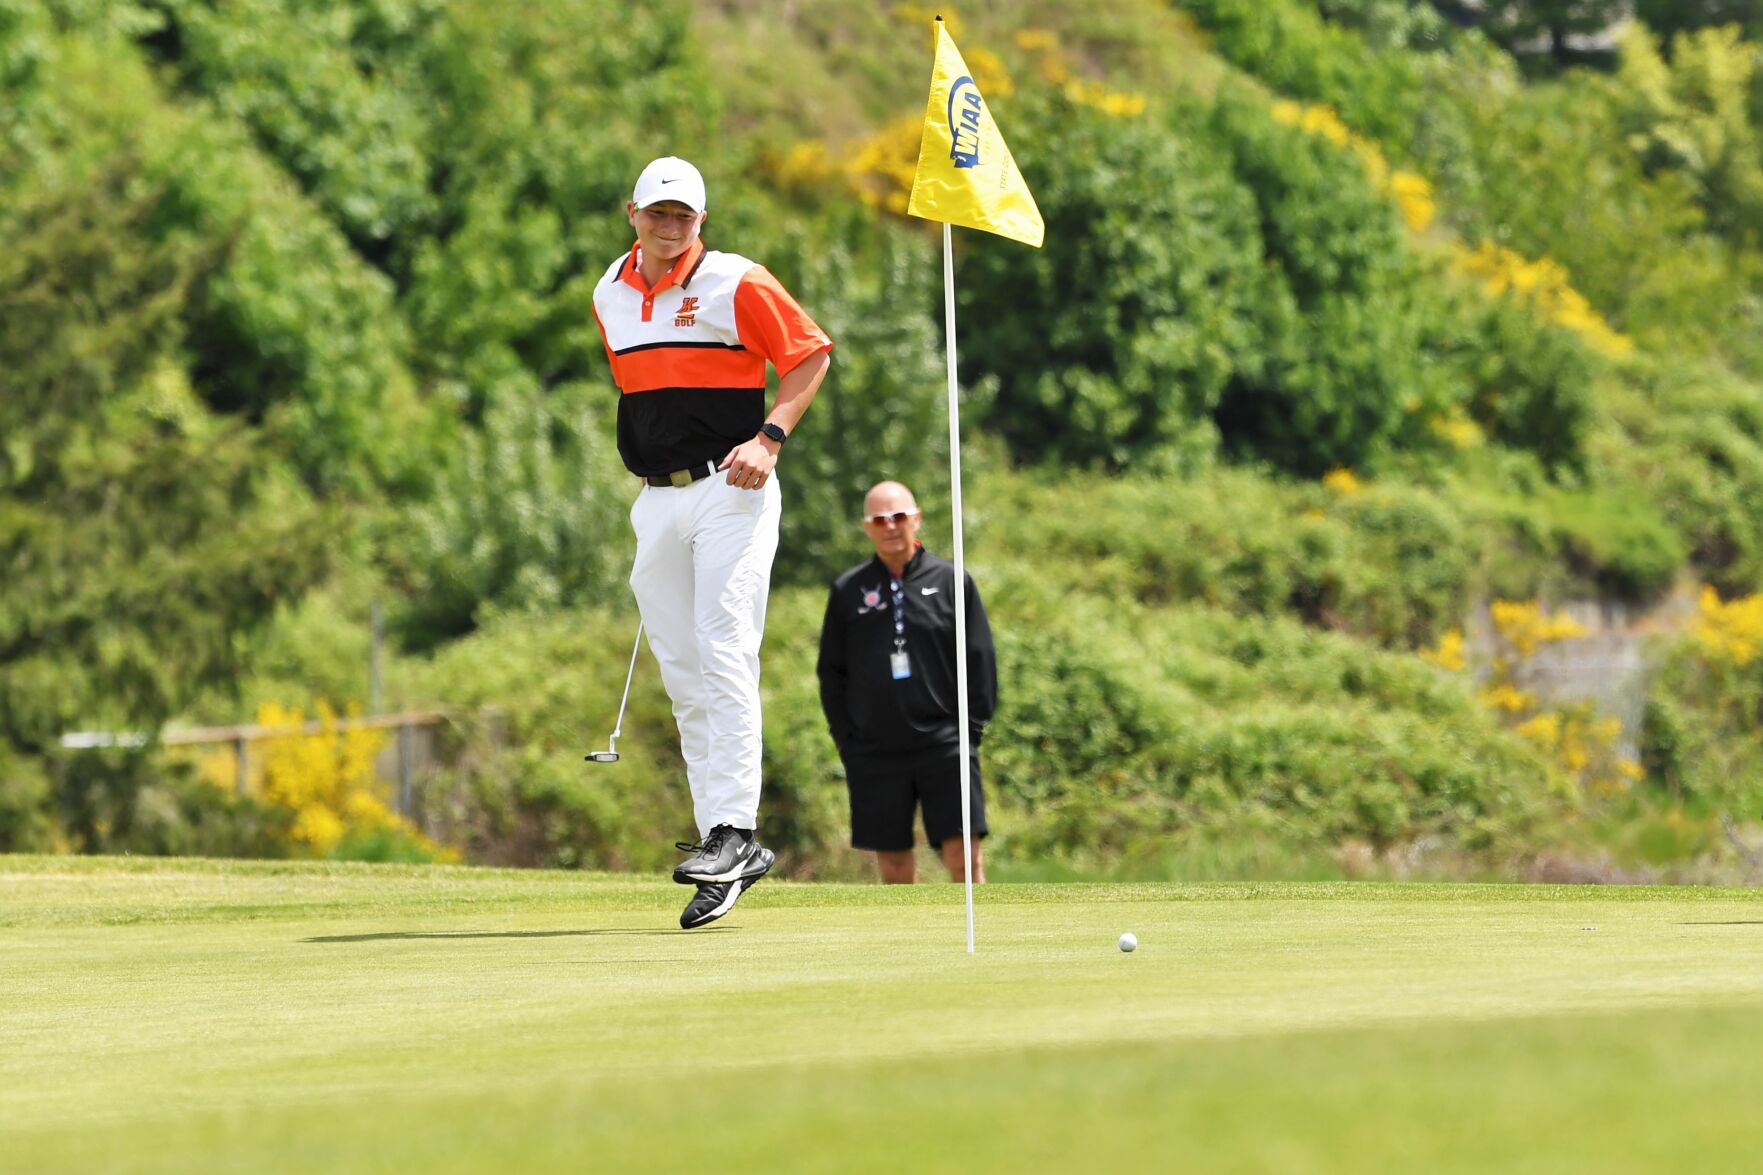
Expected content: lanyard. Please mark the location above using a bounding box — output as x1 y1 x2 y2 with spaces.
890 576 907 652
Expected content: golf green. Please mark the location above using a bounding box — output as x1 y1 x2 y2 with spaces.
3 856 1761 1172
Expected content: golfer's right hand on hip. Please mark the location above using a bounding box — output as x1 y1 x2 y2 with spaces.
719 437 776 490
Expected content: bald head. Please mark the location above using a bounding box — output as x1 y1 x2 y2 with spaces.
862 481 918 517
861 481 922 572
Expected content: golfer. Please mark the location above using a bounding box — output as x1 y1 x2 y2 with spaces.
592 156 832 928
816 481 997 884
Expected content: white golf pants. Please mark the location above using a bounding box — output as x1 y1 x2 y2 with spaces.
629 473 781 838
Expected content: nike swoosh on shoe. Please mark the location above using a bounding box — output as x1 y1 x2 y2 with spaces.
676 842 758 883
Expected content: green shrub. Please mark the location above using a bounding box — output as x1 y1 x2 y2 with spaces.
956 84 1491 477
958 91 1261 470
981 590 1561 868
1640 635 1763 814
1615 23 1763 253
1433 453 1685 603
48 750 292 858
0 0 48 177
1181 0 1434 147
0 140 331 818
1310 0 1451 51
349 564 1575 878
148 0 438 251
387 384 631 649
1598 359 1763 593
763 208 952 585
1209 88 1461 474
0 744 52 852
972 467 1473 648
1427 287 1597 474
1190 0 1763 378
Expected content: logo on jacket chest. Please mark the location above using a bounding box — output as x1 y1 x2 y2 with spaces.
856 585 888 615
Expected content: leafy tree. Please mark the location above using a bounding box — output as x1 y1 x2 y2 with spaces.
1210 89 1461 475
955 86 1550 478
145 0 712 421
142 0 440 260
1632 0 1763 44
0 0 46 179
1180 0 1437 149
1444 0 1631 67
1615 22 1763 251
0 154 329 849
387 384 630 649
1311 0 1450 50
957 93 1262 471
765 209 951 582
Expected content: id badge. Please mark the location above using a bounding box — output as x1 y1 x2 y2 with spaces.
890 650 912 680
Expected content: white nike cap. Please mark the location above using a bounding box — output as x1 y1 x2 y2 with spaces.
632 156 707 214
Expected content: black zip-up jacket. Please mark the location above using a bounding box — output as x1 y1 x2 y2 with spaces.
816 545 998 759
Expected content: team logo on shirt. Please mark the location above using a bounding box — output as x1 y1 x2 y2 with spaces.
674 296 699 328
857 586 885 615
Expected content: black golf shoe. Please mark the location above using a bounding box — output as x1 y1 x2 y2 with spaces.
677 846 774 930
672 824 768 885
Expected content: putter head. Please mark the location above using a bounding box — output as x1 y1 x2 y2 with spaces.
584 751 620 763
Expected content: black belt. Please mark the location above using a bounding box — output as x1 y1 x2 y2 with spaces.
644 461 716 488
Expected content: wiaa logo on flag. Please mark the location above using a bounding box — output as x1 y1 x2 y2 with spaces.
947 75 981 169
906 21 1044 248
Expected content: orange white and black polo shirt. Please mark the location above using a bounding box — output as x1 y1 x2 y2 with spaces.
592 239 833 478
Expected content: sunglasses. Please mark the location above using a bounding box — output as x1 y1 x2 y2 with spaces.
862 510 920 527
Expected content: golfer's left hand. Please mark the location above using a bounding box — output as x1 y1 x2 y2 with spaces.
719 436 778 490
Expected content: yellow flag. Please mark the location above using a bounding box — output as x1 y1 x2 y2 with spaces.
907 21 1044 248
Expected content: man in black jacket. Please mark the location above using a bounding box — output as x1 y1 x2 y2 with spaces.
816 481 998 883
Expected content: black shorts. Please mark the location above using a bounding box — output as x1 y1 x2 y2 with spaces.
842 744 988 852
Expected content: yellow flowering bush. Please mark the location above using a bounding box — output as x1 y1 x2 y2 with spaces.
1450 241 1634 358
190 702 454 860
1426 600 1642 791
966 46 1015 98
1693 585 1763 667
1321 467 1362 496
1019 26 1136 103
770 23 1143 218
1269 99 1434 232
1643 584 1763 806
1420 627 1466 672
1428 411 1484 451
1386 170 1436 234
255 701 393 854
1265 98 1632 375
1063 79 1147 119
1516 707 1629 785
1481 682 1534 713
1489 599 1588 659
1513 711 1560 748
841 114 925 215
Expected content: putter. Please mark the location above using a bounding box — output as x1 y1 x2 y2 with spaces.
586 621 644 763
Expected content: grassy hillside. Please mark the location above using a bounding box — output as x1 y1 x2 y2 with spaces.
5 0 1763 877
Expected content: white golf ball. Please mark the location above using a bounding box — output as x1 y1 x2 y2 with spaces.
1118 932 1138 953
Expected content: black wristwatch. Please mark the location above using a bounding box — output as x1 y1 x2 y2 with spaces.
758 422 788 445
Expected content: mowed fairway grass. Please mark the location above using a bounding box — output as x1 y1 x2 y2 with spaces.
4 856 1762 1173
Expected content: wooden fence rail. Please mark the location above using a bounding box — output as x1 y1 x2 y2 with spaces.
60 711 450 818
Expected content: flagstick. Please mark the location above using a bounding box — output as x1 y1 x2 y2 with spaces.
942 221 975 955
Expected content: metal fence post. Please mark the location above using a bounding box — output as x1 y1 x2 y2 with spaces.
370 601 383 714
397 721 414 818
